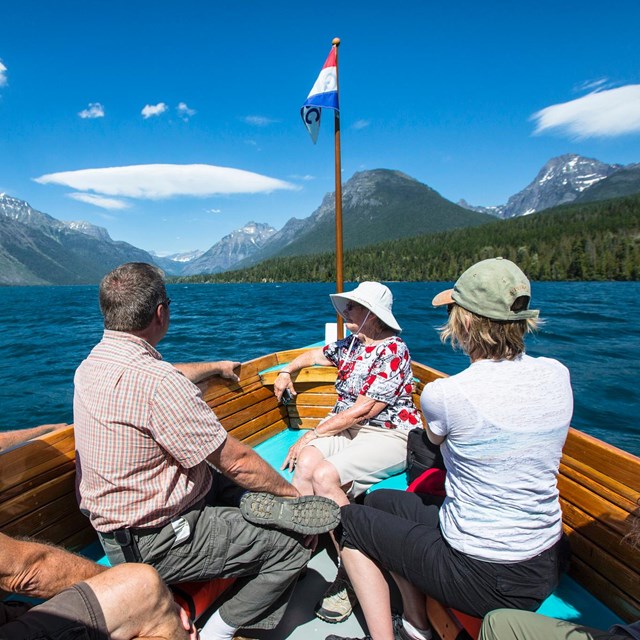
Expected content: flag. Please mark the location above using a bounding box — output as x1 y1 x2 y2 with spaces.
301 47 339 144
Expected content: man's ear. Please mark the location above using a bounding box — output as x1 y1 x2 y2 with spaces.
155 302 168 326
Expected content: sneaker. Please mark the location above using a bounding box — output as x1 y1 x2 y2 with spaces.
323 614 420 640
239 492 340 535
315 570 357 623
392 613 433 640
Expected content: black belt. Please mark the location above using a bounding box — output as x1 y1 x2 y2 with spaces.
99 499 206 563
99 528 144 563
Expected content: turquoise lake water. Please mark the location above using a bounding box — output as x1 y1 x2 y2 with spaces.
0 281 638 456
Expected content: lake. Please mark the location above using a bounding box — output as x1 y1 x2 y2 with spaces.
0 281 638 456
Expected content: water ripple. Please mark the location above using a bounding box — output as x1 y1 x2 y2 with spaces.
1 281 638 456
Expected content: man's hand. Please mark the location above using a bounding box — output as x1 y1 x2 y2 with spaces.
217 360 241 382
173 361 241 384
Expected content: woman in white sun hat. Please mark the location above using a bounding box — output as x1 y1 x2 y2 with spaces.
273 281 420 622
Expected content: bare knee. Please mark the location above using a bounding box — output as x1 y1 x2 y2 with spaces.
311 461 341 495
294 447 321 481
101 563 171 611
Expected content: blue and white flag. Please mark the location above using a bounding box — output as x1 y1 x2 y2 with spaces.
301 47 339 144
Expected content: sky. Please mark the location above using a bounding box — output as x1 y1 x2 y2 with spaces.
1 1 639 256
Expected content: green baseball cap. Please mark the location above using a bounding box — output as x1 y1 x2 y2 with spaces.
432 257 539 321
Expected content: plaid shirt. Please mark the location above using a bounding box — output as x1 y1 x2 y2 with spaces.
74 330 226 532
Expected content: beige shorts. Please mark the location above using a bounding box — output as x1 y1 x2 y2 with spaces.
306 423 409 498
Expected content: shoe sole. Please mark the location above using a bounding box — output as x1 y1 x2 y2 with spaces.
314 605 353 623
239 493 340 535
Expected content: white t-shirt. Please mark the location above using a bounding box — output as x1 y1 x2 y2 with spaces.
421 354 573 563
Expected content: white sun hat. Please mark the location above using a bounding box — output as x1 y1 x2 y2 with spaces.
330 281 402 333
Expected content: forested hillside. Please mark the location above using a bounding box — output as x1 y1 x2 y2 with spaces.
172 194 640 283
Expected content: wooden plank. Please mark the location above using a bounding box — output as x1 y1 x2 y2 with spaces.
226 409 289 442
276 348 315 364
261 366 338 386
222 398 284 431
0 433 75 491
564 524 640 605
35 508 95 548
411 362 447 384
0 459 76 504
560 459 639 514
243 423 288 448
294 392 337 405
3 492 84 539
562 428 640 491
296 383 338 395
202 376 263 407
559 498 639 571
288 406 333 420
213 386 275 420
426 597 466 640
558 475 638 543
286 417 322 430
0 470 76 528
61 528 99 553
570 556 640 622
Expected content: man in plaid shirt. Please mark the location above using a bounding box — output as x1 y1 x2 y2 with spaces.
74 262 338 640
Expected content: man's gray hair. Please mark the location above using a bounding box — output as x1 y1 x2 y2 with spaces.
99 263 167 332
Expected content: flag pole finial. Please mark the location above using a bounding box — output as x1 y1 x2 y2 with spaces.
332 37 341 47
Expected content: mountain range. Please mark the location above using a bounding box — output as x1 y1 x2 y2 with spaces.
0 194 154 285
1 154 639 285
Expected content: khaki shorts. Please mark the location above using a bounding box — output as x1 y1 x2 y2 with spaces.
0 583 107 640
307 423 409 498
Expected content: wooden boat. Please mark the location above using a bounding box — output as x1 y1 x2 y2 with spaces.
1 347 639 639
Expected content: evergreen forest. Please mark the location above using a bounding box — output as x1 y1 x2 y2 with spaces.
172 194 640 284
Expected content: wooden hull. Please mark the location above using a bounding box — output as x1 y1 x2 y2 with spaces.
1 348 638 631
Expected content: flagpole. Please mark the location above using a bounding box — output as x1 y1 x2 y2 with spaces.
332 37 345 339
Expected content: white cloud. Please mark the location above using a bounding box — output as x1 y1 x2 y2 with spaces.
177 102 196 121
141 102 168 119
35 164 298 199
531 84 640 138
205 208 222 214
78 102 105 119
290 174 315 181
0 60 7 87
243 115 278 127
352 119 370 130
68 192 130 209
574 78 609 93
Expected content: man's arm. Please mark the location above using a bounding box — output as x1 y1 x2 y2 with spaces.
0 424 68 452
207 436 298 498
173 361 241 384
0 532 106 598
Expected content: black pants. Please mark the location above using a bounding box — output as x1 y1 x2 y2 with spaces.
338 489 569 618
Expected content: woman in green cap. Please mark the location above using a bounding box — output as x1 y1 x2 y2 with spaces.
325 258 574 640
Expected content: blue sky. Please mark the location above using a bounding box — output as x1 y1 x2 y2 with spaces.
1 1 639 256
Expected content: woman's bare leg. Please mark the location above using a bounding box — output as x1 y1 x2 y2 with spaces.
291 444 325 496
392 572 430 631
341 547 395 640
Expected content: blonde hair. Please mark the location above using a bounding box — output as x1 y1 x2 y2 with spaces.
439 304 539 361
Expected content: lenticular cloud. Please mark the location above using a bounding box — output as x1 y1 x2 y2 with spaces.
34 164 297 199
532 85 640 139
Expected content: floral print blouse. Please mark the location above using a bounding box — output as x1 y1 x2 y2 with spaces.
322 335 421 431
